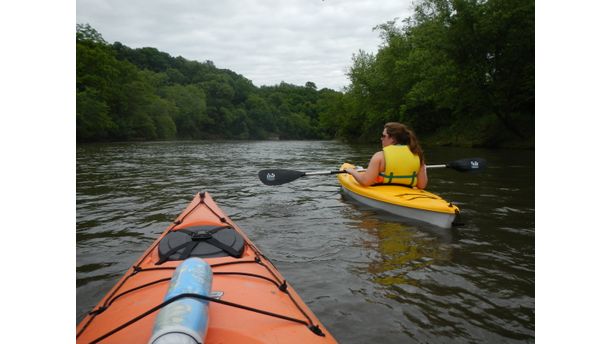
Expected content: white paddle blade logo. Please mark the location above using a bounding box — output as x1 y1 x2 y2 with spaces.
470 160 479 169
266 173 276 181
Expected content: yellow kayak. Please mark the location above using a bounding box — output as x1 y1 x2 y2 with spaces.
338 163 459 228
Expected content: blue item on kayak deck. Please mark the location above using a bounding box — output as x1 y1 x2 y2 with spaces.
149 258 213 344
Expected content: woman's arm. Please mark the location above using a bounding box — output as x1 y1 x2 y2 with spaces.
416 163 428 189
346 152 383 186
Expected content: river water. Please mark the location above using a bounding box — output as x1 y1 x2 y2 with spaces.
76 140 534 343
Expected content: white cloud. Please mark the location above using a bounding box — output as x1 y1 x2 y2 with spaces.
77 0 413 90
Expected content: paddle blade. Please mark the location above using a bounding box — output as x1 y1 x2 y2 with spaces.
446 157 487 172
258 169 306 186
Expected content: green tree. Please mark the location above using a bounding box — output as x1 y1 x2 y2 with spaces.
76 23 106 44
161 84 211 138
337 0 534 147
76 89 115 141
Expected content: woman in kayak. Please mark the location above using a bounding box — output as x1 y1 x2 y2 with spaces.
346 122 428 189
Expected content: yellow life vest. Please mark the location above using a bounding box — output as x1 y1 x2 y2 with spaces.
378 145 421 186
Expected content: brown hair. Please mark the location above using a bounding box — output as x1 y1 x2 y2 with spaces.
384 122 425 164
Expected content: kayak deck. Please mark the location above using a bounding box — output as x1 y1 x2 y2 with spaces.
338 163 459 228
77 192 336 344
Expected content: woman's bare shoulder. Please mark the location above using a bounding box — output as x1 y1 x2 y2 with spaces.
370 151 385 171
372 151 384 160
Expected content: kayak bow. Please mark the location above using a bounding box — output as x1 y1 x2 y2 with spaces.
77 192 337 344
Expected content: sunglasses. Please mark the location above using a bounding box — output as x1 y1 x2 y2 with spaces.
381 134 389 139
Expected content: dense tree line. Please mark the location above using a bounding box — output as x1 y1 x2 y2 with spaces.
77 23 334 142
328 0 534 146
77 0 534 147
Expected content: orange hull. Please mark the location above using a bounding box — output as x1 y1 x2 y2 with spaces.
77 192 337 343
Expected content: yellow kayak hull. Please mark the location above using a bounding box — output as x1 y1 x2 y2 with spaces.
338 163 459 228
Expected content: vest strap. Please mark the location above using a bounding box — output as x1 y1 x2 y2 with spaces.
378 171 417 186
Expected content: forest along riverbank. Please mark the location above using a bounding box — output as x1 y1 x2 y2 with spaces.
78 0 534 147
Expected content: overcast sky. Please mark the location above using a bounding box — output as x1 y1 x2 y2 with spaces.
76 0 414 91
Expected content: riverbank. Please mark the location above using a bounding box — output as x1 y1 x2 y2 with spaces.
77 136 535 150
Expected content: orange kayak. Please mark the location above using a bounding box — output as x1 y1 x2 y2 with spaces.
77 192 337 344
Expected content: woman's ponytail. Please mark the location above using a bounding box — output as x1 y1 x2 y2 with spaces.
406 129 424 165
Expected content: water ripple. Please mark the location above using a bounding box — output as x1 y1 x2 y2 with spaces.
77 141 534 342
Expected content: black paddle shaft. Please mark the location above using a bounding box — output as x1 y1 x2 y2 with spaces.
257 157 486 186
258 169 348 186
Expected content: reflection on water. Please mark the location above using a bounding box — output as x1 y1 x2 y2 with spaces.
363 221 453 286
77 141 534 343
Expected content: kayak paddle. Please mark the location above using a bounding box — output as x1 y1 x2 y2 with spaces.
258 169 363 186
426 157 487 172
258 157 486 186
